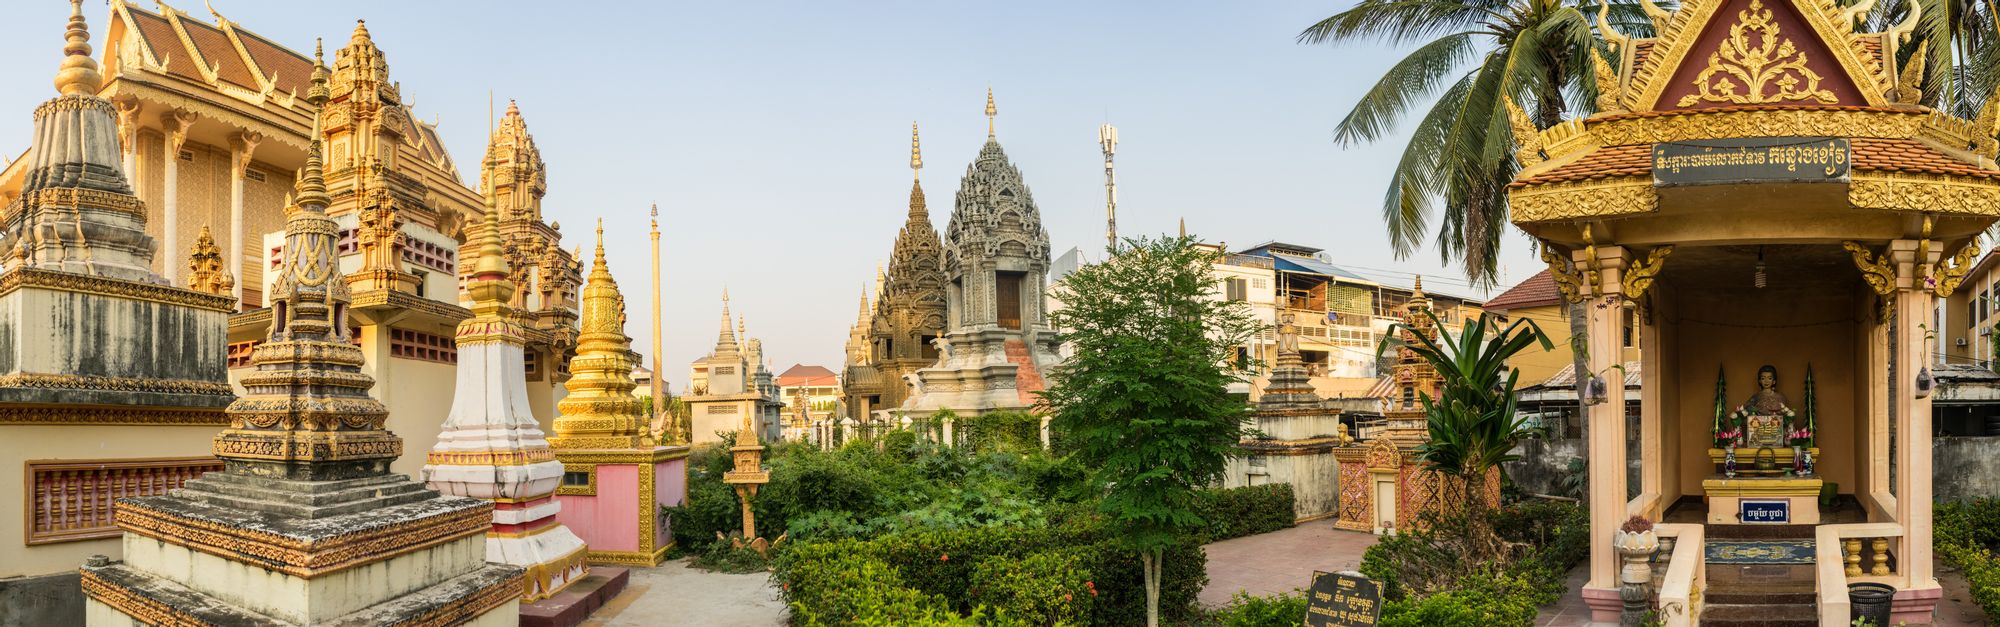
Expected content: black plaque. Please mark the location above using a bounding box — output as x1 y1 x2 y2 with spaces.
1652 137 1850 186
1304 570 1381 627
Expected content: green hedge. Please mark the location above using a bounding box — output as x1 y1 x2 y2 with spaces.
1938 499 2000 620
1194 483 1297 543
776 511 1207 626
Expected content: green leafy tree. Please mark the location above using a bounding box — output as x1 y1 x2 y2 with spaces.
1379 311 1550 555
1043 234 1262 627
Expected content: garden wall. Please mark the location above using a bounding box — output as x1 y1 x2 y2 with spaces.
1937 436 2000 502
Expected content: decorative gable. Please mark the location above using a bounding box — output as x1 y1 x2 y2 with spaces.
1626 0 1889 112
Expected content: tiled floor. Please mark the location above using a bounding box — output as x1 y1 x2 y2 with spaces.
1197 517 1379 607
1535 558 1990 626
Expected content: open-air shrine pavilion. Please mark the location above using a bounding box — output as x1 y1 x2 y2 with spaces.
1507 0 2000 621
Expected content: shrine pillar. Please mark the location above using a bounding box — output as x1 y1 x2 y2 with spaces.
228 131 260 305
160 109 194 285
1579 244 1630 622
1888 239 1938 593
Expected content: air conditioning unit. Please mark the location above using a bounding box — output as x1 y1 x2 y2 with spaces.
1958 337 1971 347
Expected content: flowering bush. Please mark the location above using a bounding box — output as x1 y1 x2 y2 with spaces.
970 550 1094 625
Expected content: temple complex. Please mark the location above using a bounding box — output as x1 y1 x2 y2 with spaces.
900 92 1061 419
83 57 522 624
547 224 687 567
0 1 584 481
1509 0 2000 620
0 3 239 616
421 163 588 603
684 294 785 445
845 125 948 422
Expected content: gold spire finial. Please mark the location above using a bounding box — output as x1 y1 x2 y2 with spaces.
1179 217 1187 238
985 88 997 138
293 46 330 211
1414 275 1424 294
595 217 606 262
650 202 659 230
307 39 328 104
911 122 923 176
351 19 372 46
55 0 103 96
471 156 508 280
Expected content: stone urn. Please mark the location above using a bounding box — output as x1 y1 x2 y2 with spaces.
1615 526 1661 627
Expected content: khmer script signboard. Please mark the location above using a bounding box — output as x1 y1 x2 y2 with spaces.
1305 570 1381 627
1653 137 1850 186
1742 499 1791 524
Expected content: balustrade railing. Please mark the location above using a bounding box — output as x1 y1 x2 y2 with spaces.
1816 522 1904 625
1654 523 1705 627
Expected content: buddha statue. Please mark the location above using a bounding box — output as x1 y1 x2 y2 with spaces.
1739 365 1793 448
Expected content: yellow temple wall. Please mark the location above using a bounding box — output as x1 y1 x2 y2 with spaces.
0 425 219 578
131 130 290 303
367 349 460 480
1672 287 1859 497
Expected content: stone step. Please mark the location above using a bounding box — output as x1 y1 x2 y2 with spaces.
175 474 439 519
1699 603 1818 627
1706 590 1815 605
1705 524 1818 540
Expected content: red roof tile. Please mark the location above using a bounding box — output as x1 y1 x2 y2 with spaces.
776 364 839 387
1483 270 1562 312
179 19 258 90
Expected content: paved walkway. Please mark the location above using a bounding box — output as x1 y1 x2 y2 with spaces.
581 559 787 626
1198 517 1379 606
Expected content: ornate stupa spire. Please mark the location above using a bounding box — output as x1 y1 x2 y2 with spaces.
211 47 397 479
186 226 233 296
55 0 102 96
549 221 649 449
713 290 740 356
985 87 997 138
422 161 589 602
2 0 161 281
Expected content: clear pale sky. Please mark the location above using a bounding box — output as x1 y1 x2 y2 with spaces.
0 1 1537 389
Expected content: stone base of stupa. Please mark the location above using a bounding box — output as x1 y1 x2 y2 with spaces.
82 472 523 626
899 325 1058 417
519 567 630 627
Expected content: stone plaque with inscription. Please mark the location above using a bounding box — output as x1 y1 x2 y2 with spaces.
1305 570 1382 627
1653 137 1850 186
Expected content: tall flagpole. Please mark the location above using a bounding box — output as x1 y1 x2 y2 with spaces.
650 203 671 442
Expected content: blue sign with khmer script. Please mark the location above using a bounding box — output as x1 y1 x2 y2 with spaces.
1742 499 1790 524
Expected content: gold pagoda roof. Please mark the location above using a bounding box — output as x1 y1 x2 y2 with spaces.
1508 0 2000 245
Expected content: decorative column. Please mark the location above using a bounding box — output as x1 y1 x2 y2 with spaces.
227 131 260 305
650 204 671 442
113 98 139 185
1578 243 1631 623
161 109 195 285
1888 239 1939 594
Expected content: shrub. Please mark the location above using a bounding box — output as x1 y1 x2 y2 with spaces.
970 549 1094 625
1938 500 2000 620
1362 499 1586 602
774 512 1208 627
961 410 1044 453
1203 590 1309 627
1377 567 1543 627
1193 483 1297 542
782 551 969 626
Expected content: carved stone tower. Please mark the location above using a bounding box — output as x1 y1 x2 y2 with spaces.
862 123 948 413
86 48 522 624
1383 277 1443 447
902 91 1061 417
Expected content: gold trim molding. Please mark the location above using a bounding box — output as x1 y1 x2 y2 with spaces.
1586 108 1924 148
1510 179 1659 222
114 500 490 579
0 404 227 426
0 373 232 397
1849 173 2000 215
0 268 237 312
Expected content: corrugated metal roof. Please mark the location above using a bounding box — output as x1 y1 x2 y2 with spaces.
1270 254 1373 282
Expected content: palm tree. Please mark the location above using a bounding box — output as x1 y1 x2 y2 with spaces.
1300 0 1657 285
1866 0 2000 117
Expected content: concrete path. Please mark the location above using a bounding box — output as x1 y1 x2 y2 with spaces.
1198 518 1380 607
581 559 788 627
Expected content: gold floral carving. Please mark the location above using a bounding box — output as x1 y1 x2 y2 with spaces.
1843 241 1897 296
1677 0 1838 108
1594 52 1626 113
1625 0 1886 111
1930 238 1981 297
1539 240 1587 303
1622 245 1676 299
1509 179 1658 222
0 404 226 426
0 268 236 312
113 499 490 579
1894 45 1927 106
1848 174 2000 216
